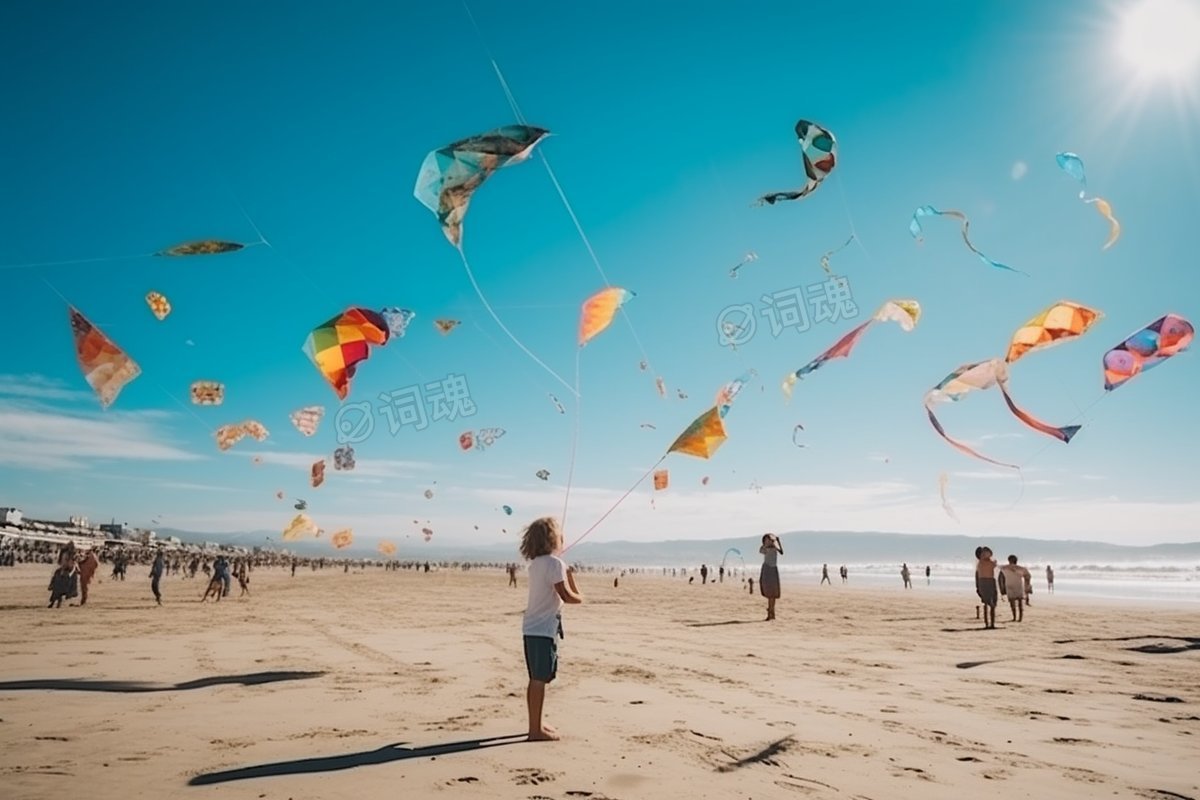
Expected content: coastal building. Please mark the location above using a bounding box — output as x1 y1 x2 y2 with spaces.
0 508 22 527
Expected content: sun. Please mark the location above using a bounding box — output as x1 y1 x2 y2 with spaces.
1118 0 1200 80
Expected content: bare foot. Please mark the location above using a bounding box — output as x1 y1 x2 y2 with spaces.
542 723 558 734
527 728 561 742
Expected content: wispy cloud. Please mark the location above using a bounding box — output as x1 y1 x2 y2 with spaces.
151 481 253 493
0 374 93 403
0 403 203 470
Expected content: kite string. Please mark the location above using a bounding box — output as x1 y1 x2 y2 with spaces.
560 347 583 535
457 247 578 397
1003 390 1109 512
562 454 666 554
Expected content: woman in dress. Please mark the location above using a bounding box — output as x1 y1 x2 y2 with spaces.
759 533 783 621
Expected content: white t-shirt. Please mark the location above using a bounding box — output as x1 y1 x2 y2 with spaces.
999 565 1031 599
523 554 567 638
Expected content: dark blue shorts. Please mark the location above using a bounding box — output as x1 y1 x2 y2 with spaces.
523 636 557 683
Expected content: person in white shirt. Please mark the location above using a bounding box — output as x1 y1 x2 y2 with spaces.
998 555 1032 622
519 517 583 741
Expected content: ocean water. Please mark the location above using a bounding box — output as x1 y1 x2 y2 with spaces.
767 561 1200 606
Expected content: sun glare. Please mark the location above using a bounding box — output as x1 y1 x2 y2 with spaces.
1118 0 1200 79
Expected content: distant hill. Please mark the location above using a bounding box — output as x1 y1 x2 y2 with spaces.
153 527 1200 566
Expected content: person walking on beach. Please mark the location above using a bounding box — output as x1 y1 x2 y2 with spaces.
508 564 518 587
1046 564 1054 593
47 560 77 608
237 561 250 597
840 565 847 584
77 549 99 606
748 576 754 594
700 564 708 584
976 547 999 629
719 565 725 583
150 549 165 605
925 565 931 584
821 564 831 585
999 555 1032 621
901 563 912 589
759 534 783 621
519 517 582 742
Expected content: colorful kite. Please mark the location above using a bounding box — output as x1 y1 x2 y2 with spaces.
311 459 326 488
414 124 550 247
459 431 475 451
924 359 1080 468
668 406 728 459
331 529 354 550
333 445 355 471
290 406 325 436
782 300 921 398
378 541 396 557
1006 301 1102 363
579 287 634 346
434 319 460 335
282 513 318 541
819 235 855 275
653 469 669 491
302 307 390 400
158 240 244 257
909 207 1023 275
1103 313 1194 391
69 306 141 409
190 380 224 405
535 469 550 481
1056 153 1120 250
145 291 171 321
756 120 837 205
215 420 269 451
380 307 416 338
728 251 758 278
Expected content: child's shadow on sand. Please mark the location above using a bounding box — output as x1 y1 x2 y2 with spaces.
188 734 529 785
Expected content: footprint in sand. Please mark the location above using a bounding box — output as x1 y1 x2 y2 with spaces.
513 768 559 786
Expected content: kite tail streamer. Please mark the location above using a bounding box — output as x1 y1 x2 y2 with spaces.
560 348 583 535
998 385 1081 443
925 407 1020 470
457 248 577 396
562 455 667 554
1083 197 1121 250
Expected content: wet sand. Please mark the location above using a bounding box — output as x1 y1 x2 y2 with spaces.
1 564 1197 800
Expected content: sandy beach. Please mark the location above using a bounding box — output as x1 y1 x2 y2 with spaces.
1 563 1197 800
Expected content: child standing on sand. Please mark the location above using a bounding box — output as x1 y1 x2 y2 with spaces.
519 517 583 742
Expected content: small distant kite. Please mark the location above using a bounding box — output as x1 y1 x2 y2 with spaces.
252 455 263 465
380 307 416 338
656 377 667 398
757 120 837 205
190 381 224 406
422 527 433 542
424 488 434 499
502 505 513 515
460 427 505 452
145 291 171 321
548 393 565 414
819 235 855 275
294 499 307 511
215 420 269 451
715 369 756 417
275 491 284 501
311 459 326 488
535 469 550 481
701 476 710 486
333 445 355 471
728 251 758 278
331 529 354 550
290 406 325 436
434 319 460 335
1103 313 1194 391
909 207 1024 275
378 541 397 557
676 389 688 400
158 240 244 257
938 472 959 522
459 431 475 450
653 469 669 491
640 423 657 430
69 306 141 409
1056 152 1120 250
639 360 648 372
792 424 806 447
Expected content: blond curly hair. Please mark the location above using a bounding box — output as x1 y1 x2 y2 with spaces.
520 517 561 560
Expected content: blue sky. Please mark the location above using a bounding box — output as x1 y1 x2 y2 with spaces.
1 0 1197 548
